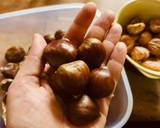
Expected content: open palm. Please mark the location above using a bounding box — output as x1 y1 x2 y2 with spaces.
6 3 127 128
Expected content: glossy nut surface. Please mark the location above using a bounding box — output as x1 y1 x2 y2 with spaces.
49 60 90 97
44 34 54 44
5 46 25 63
66 95 100 125
0 63 19 78
54 29 65 40
88 66 115 99
78 38 106 69
43 38 77 68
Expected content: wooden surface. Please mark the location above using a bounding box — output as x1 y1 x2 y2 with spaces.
0 0 160 125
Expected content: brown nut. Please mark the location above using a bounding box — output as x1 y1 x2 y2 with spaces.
88 66 115 99
49 60 90 98
127 22 145 35
66 95 100 125
43 38 77 68
5 46 25 63
54 30 65 40
0 79 13 92
131 46 150 61
78 38 106 69
44 34 54 44
0 63 19 78
121 34 135 53
139 31 152 46
142 59 160 71
149 18 160 33
148 38 160 56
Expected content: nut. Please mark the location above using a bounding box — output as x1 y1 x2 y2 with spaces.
149 18 160 33
142 59 160 71
5 46 26 63
54 30 65 40
127 22 145 35
44 34 54 44
78 38 106 69
88 66 115 99
0 79 13 92
129 17 142 24
131 46 150 61
121 34 136 53
66 95 100 125
43 38 77 68
148 38 160 56
0 63 19 78
139 31 152 46
49 60 90 98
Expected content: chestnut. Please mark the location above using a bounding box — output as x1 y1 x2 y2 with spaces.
5 46 25 63
127 22 145 35
148 38 160 56
139 31 152 46
78 38 106 69
131 46 150 61
43 38 77 68
49 60 90 98
120 34 136 53
0 63 19 78
87 66 115 99
149 18 160 33
0 79 13 92
66 95 100 125
44 34 54 44
54 29 65 40
142 59 160 71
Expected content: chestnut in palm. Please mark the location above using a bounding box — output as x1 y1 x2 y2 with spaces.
43 38 77 68
78 38 106 69
67 95 100 125
88 66 115 99
49 60 90 98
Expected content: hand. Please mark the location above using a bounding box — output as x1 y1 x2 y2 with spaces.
6 3 127 128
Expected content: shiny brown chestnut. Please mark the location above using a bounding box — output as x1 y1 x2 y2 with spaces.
0 63 19 78
78 38 106 69
127 22 145 35
49 60 90 98
54 29 65 40
0 79 13 92
44 34 54 44
43 38 77 68
88 66 115 99
66 95 100 125
5 46 26 63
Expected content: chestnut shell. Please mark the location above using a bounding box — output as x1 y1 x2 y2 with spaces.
5 46 25 63
49 60 90 98
54 30 65 40
66 95 100 125
88 66 115 99
0 79 13 92
78 38 106 69
43 38 77 68
0 63 19 78
44 34 54 44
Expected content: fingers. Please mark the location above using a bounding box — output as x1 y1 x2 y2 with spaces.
65 2 96 47
16 34 47 78
86 10 115 41
103 23 122 62
107 42 127 81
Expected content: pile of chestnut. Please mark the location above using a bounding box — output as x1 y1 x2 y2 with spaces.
121 17 160 71
43 30 115 125
0 46 26 97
